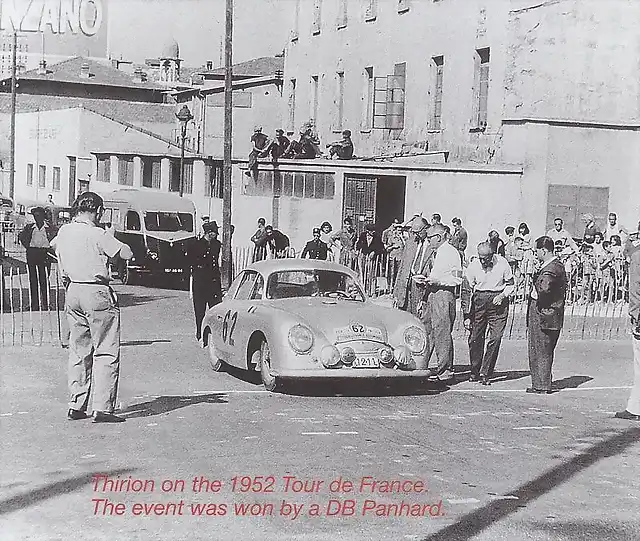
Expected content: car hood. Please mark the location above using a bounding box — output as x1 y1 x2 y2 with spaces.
262 298 414 343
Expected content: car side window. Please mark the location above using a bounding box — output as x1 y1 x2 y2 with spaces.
235 271 259 300
125 211 141 231
249 275 264 300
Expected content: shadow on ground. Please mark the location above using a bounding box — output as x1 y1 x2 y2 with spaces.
119 393 228 418
121 339 172 347
490 370 531 383
0 468 134 516
551 375 594 390
422 427 640 541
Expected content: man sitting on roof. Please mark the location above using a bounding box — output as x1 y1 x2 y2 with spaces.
327 130 354 160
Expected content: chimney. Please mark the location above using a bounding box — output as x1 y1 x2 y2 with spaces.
36 59 47 75
79 62 91 79
206 60 213 70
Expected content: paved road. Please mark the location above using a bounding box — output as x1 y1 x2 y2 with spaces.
2 284 640 541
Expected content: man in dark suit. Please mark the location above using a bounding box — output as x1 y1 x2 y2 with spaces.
301 228 329 260
392 216 431 317
527 236 568 393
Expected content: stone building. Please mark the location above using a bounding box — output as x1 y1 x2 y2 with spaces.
278 0 640 244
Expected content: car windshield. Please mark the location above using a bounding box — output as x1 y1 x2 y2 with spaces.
144 212 194 232
266 270 365 301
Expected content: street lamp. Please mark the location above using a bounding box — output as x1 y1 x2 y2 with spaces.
175 104 193 197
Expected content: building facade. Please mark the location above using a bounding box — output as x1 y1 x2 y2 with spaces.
282 0 640 239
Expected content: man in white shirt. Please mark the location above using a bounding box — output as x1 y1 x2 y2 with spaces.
546 217 578 253
414 224 462 381
18 206 55 311
462 242 515 385
605 212 627 243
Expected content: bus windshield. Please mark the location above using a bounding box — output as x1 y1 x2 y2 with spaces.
144 212 194 232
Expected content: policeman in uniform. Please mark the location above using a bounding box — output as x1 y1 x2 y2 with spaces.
54 192 133 423
301 227 329 260
189 220 222 342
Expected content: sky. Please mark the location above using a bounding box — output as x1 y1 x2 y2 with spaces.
107 0 292 67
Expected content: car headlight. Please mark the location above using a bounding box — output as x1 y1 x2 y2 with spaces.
288 324 314 353
403 326 426 353
340 346 356 366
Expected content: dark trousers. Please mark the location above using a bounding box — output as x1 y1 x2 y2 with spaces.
469 291 509 377
192 271 222 340
422 289 456 376
527 300 560 391
26 248 51 310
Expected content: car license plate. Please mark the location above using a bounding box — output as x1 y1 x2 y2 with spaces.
352 356 380 369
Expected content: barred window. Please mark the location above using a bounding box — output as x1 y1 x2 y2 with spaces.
205 162 223 198
97 156 111 182
141 157 161 189
245 170 335 200
118 157 134 186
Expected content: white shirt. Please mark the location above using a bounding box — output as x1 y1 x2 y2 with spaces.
29 225 50 248
530 256 558 300
605 223 626 242
466 254 515 296
429 241 462 287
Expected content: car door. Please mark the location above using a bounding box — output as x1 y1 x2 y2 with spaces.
217 271 263 363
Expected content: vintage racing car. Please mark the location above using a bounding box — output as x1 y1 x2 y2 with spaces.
201 259 430 391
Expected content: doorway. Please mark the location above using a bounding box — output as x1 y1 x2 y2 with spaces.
342 174 406 236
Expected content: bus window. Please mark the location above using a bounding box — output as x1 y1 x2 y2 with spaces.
125 211 141 231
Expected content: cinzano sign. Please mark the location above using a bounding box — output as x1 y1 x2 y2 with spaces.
0 0 103 36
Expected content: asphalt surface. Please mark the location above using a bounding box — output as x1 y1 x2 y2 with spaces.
1 283 640 541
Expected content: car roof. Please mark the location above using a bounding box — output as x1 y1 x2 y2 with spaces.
245 258 359 278
101 189 196 213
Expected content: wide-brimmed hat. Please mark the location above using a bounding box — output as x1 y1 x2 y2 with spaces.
203 221 219 233
30 206 46 215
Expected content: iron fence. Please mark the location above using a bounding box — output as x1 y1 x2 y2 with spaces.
1 246 632 346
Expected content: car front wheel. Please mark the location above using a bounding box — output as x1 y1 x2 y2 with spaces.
257 340 278 392
206 329 224 372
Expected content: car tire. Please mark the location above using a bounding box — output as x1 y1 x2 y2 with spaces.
258 340 278 392
122 263 137 286
207 332 225 372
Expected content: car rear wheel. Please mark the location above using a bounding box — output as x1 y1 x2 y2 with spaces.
206 329 224 372
257 340 278 392
122 262 138 286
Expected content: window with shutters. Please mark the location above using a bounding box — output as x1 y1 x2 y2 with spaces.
337 0 348 28
118 157 134 186
141 157 161 189
205 162 223 198
97 156 110 182
365 0 377 21
52 166 61 191
311 75 319 124
38 165 46 188
373 63 405 130
244 170 335 200
362 66 374 130
472 47 490 130
312 0 322 35
26 163 33 186
288 78 297 132
430 56 444 130
336 72 345 131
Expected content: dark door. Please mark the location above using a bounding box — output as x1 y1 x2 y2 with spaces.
343 175 377 237
546 184 609 237
68 157 77 205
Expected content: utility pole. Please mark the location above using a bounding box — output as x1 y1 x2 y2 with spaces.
222 0 233 289
9 31 17 199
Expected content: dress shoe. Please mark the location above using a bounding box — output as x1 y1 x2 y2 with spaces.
526 387 553 394
480 376 491 386
93 411 126 423
424 369 439 379
67 408 89 420
614 410 640 421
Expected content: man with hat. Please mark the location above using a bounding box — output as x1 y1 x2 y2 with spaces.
392 215 431 317
53 191 133 423
327 130 354 160
301 227 329 260
189 220 222 342
18 206 56 310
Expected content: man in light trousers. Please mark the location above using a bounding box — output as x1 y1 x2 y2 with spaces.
54 192 133 423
